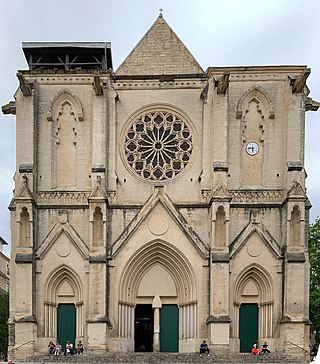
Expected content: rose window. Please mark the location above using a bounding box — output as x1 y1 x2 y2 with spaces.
124 110 193 181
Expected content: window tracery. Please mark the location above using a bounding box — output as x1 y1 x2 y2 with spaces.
124 110 193 181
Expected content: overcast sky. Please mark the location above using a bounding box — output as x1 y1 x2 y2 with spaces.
0 0 319 256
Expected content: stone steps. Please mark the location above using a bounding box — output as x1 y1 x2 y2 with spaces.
23 352 308 364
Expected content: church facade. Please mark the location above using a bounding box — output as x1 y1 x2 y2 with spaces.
3 15 316 360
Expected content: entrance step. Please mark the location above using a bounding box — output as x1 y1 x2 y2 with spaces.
24 352 308 364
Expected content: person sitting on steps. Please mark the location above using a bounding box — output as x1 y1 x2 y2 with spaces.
48 341 55 355
199 340 210 356
251 341 261 355
261 341 270 354
54 342 61 356
76 340 84 354
64 341 74 356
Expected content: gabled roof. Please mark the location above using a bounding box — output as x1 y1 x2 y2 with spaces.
110 187 209 258
116 15 204 76
230 220 282 259
37 220 89 259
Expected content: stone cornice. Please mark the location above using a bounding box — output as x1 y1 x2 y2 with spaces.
206 65 309 77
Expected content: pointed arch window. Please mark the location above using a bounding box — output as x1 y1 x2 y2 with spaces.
93 207 103 247
215 206 226 247
47 89 84 189
20 207 30 246
290 205 301 247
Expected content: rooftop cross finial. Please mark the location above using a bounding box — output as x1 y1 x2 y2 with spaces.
159 7 163 17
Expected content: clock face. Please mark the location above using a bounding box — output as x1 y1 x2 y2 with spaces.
246 142 259 156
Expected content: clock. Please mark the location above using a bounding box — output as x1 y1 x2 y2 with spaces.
246 142 259 156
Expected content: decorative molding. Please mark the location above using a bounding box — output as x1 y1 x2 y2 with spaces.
91 166 105 173
111 187 209 259
287 182 305 198
15 176 34 200
37 191 90 205
206 315 232 324
16 315 37 323
212 183 231 199
47 88 84 122
2 101 16 115
287 161 303 171
291 69 310 94
236 85 275 120
200 84 209 103
201 189 211 202
230 220 282 259
89 255 107 263
89 178 106 200
213 162 228 172
19 164 33 173
286 252 305 263
37 220 89 259
305 96 320 111
229 190 284 203
93 75 103 96
17 73 32 97
15 253 33 263
212 253 230 263
216 72 230 95
107 191 116 201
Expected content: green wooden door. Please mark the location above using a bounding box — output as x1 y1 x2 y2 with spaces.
239 304 258 352
57 304 76 352
160 304 179 352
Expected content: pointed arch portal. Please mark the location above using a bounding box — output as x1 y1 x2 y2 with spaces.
44 266 84 345
118 240 197 352
233 264 274 352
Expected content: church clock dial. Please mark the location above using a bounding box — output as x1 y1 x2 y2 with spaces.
246 142 259 156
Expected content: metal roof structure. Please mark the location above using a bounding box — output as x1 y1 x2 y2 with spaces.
22 42 113 71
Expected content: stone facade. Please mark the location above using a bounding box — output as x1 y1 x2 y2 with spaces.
0 237 9 292
4 15 315 360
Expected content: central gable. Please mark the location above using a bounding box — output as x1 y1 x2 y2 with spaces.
116 15 203 76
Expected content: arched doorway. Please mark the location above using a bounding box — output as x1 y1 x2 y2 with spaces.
57 304 76 352
233 265 273 352
45 266 83 351
118 240 197 352
239 303 258 352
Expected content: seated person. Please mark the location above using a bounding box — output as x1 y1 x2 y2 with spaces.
64 341 74 355
54 342 61 356
199 340 210 356
48 341 56 355
76 341 84 354
251 341 261 355
261 341 270 354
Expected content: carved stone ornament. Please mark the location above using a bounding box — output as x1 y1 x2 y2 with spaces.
230 190 284 203
124 108 193 181
148 213 169 235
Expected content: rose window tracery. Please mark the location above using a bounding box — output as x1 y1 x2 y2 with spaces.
124 110 193 181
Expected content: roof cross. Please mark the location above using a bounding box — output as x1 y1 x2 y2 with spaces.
159 7 163 17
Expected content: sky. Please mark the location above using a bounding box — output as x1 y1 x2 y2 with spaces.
0 0 319 256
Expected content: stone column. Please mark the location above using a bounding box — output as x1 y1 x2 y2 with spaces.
152 295 162 352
